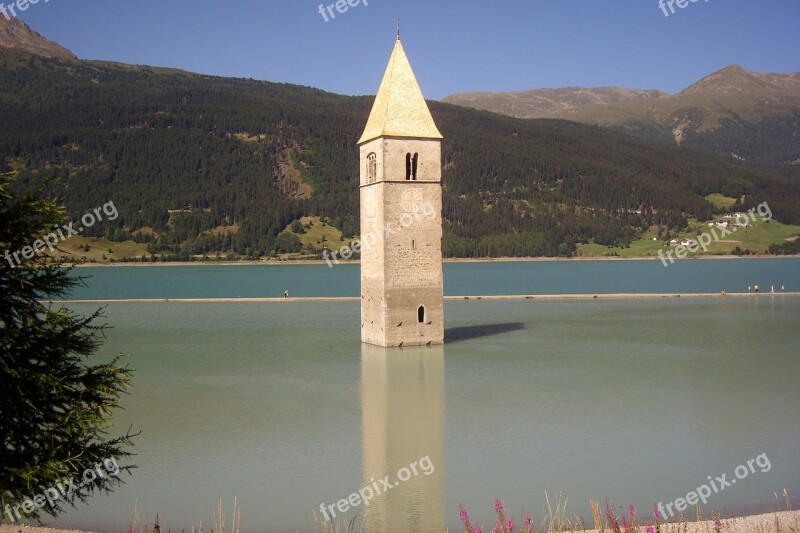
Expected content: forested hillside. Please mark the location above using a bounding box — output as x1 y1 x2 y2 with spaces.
683 112 800 165
2 48 799 259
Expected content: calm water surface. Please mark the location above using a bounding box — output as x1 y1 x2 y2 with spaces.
45 261 800 532
66 258 799 299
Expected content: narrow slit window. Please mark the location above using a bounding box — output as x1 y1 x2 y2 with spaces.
367 152 377 183
412 153 419 180
418 306 425 323
405 153 411 180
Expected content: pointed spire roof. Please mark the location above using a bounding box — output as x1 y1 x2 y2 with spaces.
358 38 443 145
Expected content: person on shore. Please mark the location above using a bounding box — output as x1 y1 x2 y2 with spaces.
771 285 775 293
781 285 785 293
284 289 289 298
748 286 751 293
755 284 759 293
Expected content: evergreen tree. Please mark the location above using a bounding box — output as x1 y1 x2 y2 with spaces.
275 232 302 253
0 174 136 521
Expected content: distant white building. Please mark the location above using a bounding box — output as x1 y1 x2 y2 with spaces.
680 239 698 248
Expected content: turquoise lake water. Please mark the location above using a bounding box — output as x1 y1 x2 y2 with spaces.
66 257 798 299
42 260 800 532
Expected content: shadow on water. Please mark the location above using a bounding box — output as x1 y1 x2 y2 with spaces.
444 322 525 343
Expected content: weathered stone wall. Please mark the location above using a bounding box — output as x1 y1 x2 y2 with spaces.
359 137 444 347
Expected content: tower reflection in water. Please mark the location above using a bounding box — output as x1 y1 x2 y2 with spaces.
360 344 445 533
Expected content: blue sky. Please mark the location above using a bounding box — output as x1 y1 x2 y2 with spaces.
14 0 800 100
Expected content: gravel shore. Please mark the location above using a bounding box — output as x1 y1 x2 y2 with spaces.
580 509 800 533
3 509 798 533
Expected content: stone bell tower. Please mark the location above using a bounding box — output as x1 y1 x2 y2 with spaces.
358 35 444 347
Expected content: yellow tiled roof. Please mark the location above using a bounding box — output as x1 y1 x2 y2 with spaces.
358 38 443 145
